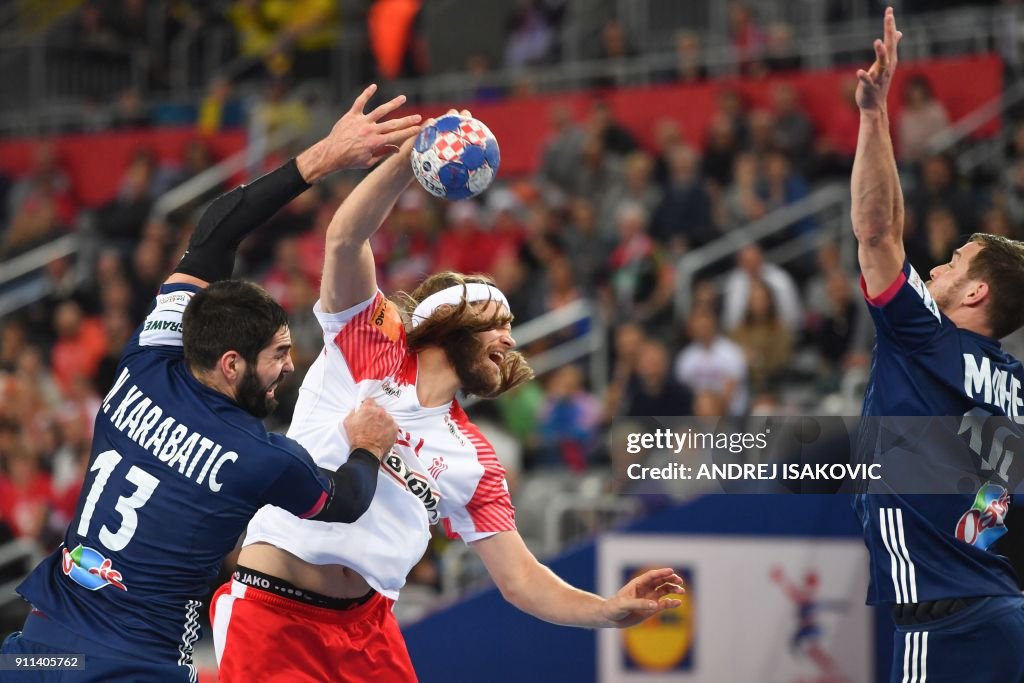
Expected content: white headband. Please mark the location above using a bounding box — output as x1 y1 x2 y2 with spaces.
411 283 510 328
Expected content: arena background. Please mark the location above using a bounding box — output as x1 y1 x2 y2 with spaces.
0 1 1022 681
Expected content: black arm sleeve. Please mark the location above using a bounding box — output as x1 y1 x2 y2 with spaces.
175 158 311 282
309 449 380 523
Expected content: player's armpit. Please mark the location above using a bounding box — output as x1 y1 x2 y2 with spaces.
307 449 380 523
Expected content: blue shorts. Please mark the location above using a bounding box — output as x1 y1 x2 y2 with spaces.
889 595 1024 683
0 612 195 682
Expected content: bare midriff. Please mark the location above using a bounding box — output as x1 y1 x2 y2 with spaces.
236 542 372 598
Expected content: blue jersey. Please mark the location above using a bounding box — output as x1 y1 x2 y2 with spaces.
855 260 1022 605
16 284 332 675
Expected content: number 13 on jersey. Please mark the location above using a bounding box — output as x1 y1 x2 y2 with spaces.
77 450 160 552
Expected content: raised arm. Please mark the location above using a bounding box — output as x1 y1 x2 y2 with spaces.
319 108 470 313
473 530 684 629
166 83 420 291
851 7 906 297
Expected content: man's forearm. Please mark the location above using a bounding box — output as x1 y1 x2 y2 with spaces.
310 449 379 524
501 562 611 629
325 153 414 248
296 140 334 184
851 110 904 246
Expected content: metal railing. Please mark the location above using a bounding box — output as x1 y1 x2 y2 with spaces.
509 299 607 391
0 123 303 319
931 80 1024 177
388 5 1002 105
673 183 853 321
672 53 1024 325
1 3 1013 136
149 127 301 222
167 22 238 99
0 234 82 318
0 4 141 122
540 493 640 557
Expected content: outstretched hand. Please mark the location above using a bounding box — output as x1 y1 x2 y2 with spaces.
300 84 422 181
856 7 903 113
600 567 686 629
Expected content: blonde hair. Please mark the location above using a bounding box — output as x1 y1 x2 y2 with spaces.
394 272 534 397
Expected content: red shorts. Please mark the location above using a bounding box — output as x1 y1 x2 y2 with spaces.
210 579 418 683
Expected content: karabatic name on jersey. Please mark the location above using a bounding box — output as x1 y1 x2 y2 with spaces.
16 284 333 671
856 261 1023 605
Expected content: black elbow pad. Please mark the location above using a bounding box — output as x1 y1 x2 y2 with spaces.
175 189 244 282
175 158 311 282
310 449 380 523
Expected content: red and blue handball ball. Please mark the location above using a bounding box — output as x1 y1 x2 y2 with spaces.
410 114 500 200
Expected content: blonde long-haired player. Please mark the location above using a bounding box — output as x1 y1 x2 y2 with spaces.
209 103 685 682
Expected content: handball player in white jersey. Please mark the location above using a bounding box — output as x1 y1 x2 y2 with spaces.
210 112 685 682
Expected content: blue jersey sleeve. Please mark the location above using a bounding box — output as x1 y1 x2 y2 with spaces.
861 260 951 350
122 283 202 360
261 434 334 519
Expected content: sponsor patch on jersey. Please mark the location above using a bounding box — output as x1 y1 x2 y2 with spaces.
62 544 127 592
955 483 1010 550
907 267 941 322
140 290 195 347
428 456 448 480
444 415 467 448
381 377 401 397
371 297 403 343
381 450 441 524
155 291 192 308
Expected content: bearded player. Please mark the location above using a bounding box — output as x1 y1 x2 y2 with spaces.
0 85 418 682
852 8 1024 682
208 112 685 682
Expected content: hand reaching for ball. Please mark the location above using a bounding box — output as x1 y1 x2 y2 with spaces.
297 84 422 182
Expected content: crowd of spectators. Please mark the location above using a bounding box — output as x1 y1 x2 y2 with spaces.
3 0 1023 621
18 0 1015 138
0 74 995 515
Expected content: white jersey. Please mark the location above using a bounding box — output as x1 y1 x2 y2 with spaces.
244 292 516 599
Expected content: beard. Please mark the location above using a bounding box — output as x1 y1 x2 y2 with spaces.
926 277 962 314
448 336 503 399
236 365 280 419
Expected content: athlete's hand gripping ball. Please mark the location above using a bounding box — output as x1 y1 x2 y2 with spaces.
343 399 400 459
411 108 500 200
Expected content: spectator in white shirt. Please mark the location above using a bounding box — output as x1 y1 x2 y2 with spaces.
722 244 803 333
674 306 748 415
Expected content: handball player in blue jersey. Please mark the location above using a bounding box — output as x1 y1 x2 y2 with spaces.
851 9 1024 681
0 85 421 682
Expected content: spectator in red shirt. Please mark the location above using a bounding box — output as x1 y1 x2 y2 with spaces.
50 300 107 396
0 440 54 542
